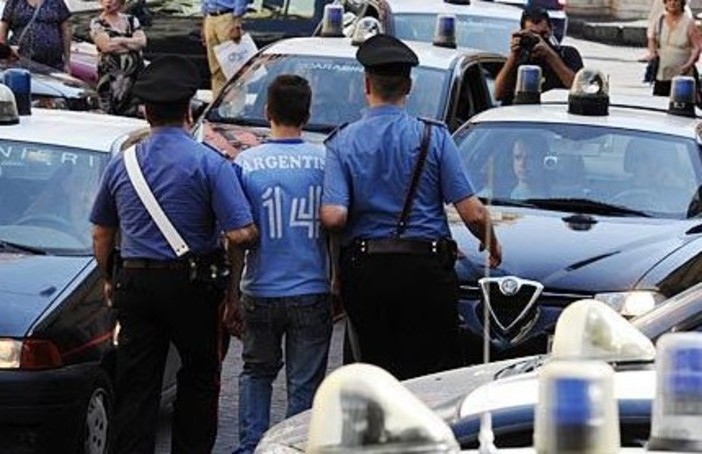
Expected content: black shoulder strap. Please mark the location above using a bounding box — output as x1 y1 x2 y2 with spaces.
395 121 432 238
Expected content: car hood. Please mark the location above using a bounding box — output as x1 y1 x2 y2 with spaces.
449 207 699 293
0 58 96 99
201 121 328 158
256 357 529 452
0 253 91 337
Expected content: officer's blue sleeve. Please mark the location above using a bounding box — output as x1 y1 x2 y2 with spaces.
210 160 254 231
89 159 119 227
321 138 350 207
437 128 476 204
233 0 247 16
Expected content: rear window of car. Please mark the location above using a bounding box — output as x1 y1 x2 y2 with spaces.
0 141 109 254
393 13 517 55
454 122 702 219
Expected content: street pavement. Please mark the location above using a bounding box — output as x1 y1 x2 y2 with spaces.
154 36 652 454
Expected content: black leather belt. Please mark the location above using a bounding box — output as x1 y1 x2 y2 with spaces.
206 8 233 16
353 238 443 255
122 259 190 270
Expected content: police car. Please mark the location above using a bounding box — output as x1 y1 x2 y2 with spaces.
0 83 177 454
197 14 505 157
448 70 702 365
321 0 522 55
257 281 702 452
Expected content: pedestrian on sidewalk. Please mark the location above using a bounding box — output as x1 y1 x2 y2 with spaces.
647 0 702 96
229 74 335 454
90 55 258 454
320 34 502 381
202 0 247 96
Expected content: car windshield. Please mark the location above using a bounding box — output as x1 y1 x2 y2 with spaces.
0 141 108 255
393 13 515 55
454 122 702 219
210 54 449 131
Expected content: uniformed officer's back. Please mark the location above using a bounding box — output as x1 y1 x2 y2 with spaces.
90 55 257 454
321 34 502 380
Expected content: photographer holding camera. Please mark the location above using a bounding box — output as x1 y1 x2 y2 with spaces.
495 7 583 105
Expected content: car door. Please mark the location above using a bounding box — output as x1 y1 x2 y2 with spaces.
447 55 505 131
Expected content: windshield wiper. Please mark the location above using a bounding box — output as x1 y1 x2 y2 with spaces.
520 198 651 217
0 239 47 255
205 116 270 128
482 198 539 209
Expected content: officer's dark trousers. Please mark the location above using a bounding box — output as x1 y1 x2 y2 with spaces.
340 250 461 380
112 268 225 454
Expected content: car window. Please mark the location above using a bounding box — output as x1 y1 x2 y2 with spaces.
212 54 449 131
246 0 316 19
0 141 108 254
393 13 516 55
454 122 702 219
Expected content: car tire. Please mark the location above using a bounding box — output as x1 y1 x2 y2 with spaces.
81 370 113 454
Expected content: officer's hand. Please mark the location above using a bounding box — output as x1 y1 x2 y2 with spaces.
479 241 502 268
103 281 114 307
223 294 245 339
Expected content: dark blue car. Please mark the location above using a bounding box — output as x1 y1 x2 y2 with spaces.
0 106 176 454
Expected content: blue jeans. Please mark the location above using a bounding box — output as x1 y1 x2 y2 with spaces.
233 293 332 454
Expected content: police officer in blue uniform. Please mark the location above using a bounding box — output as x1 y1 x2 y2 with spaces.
90 55 258 454
321 34 503 380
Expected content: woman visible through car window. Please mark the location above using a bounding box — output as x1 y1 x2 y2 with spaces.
90 0 147 116
0 0 72 71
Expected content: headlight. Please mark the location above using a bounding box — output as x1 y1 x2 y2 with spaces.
0 338 63 369
594 291 664 318
0 338 22 369
32 96 69 110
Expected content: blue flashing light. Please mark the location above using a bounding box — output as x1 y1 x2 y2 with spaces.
553 378 592 425
4 68 31 116
514 65 541 105
320 4 344 38
669 76 696 118
433 14 457 49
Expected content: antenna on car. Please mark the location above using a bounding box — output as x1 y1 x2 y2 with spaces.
477 157 498 454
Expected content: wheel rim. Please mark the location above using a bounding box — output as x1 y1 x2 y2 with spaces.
84 388 109 454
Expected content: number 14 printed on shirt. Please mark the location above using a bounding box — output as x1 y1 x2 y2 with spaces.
262 185 322 240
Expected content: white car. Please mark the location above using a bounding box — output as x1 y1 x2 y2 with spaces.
329 0 523 56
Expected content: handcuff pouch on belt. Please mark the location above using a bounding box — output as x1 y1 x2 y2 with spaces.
185 250 230 289
351 120 458 270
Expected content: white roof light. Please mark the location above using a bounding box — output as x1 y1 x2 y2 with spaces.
306 363 460 453
0 83 19 125
649 332 702 451
551 299 656 362
568 68 609 116
351 17 383 46
534 360 620 454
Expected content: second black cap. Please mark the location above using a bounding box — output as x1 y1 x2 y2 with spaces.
356 34 419 77
132 55 201 104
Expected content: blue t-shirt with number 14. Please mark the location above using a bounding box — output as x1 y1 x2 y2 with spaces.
234 139 330 298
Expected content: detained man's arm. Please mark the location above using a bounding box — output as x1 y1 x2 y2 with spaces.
454 196 502 268
92 224 117 303
223 238 247 337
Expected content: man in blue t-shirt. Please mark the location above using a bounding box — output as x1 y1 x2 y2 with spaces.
230 74 333 454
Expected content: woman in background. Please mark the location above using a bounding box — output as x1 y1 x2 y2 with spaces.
648 0 702 96
90 0 146 116
0 0 71 71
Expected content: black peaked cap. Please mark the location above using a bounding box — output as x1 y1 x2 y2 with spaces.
132 55 201 104
356 34 419 77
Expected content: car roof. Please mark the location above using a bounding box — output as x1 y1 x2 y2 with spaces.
0 108 147 151
263 36 493 70
384 0 523 20
470 90 701 140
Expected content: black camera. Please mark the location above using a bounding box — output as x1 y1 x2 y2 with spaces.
517 32 540 65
